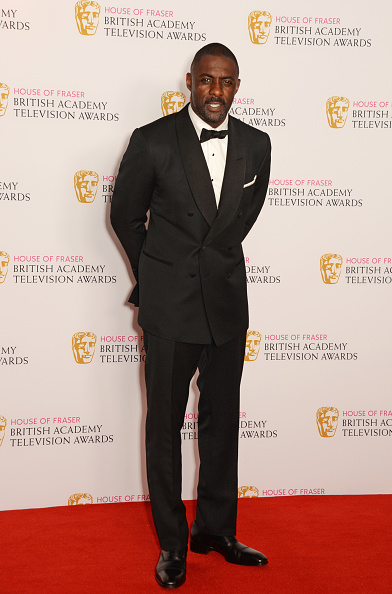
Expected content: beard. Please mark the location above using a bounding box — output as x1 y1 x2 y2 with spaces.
192 97 228 125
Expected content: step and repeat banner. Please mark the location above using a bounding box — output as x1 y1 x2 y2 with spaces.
1 0 392 511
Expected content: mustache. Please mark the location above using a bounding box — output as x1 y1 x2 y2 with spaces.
205 98 225 105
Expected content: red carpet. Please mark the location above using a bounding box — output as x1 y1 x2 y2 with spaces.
3 495 392 593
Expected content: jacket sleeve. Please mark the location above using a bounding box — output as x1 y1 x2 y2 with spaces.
242 133 271 240
110 128 155 305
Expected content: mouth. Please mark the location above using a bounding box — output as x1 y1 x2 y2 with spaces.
205 100 225 111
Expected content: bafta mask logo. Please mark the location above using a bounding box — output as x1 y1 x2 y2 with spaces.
75 1 100 36
68 493 93 505
74 170 99 203
320 254 343 284
0 252 10 284
248 11 272 44
316 407 339 438
326 96 350 128
0 416 7 447
161 91 186 116
238 485 259 498
245 330 261 361
72 332 97 364
0 83 10 117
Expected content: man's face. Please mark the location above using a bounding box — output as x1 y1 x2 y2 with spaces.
245 333 261 361
73 335 96 363
0 418 6 446
0 88 9 116
321 257 342 284
319 411 339 437
76 174 98 202
328 100 349 128
186 54 240 128
251 14 272 44
77 3 100 35
0 255 9 283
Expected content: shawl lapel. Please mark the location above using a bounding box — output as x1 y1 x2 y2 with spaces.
175 107 217 227
204 116 246 245
175 108 246 240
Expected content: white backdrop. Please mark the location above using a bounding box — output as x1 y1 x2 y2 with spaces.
1 0 392 511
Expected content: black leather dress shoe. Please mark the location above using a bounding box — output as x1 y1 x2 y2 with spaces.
190 522 268 566
155 549 187 589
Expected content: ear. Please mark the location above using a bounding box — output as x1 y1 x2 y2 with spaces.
235 78 241 94
186 72 192 93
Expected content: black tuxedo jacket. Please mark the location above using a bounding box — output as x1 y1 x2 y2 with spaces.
111 106 271 346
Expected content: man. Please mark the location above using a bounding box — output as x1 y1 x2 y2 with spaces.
111 43 271 589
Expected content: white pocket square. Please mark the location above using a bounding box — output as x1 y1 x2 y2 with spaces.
243 175 257 188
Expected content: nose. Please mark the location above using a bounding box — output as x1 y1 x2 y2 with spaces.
210 80 224 97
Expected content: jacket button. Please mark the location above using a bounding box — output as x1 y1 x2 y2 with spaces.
238 212 243 218
187 212 194 217
227 246 233 250
201 246 206 250
227 272 232 278
190 273 196 278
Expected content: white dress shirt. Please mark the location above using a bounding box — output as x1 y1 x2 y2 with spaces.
188 104 228 206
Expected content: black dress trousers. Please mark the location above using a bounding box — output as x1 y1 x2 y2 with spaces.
144 330 247 551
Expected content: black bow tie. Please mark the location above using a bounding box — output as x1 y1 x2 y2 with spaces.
200 128 229 143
